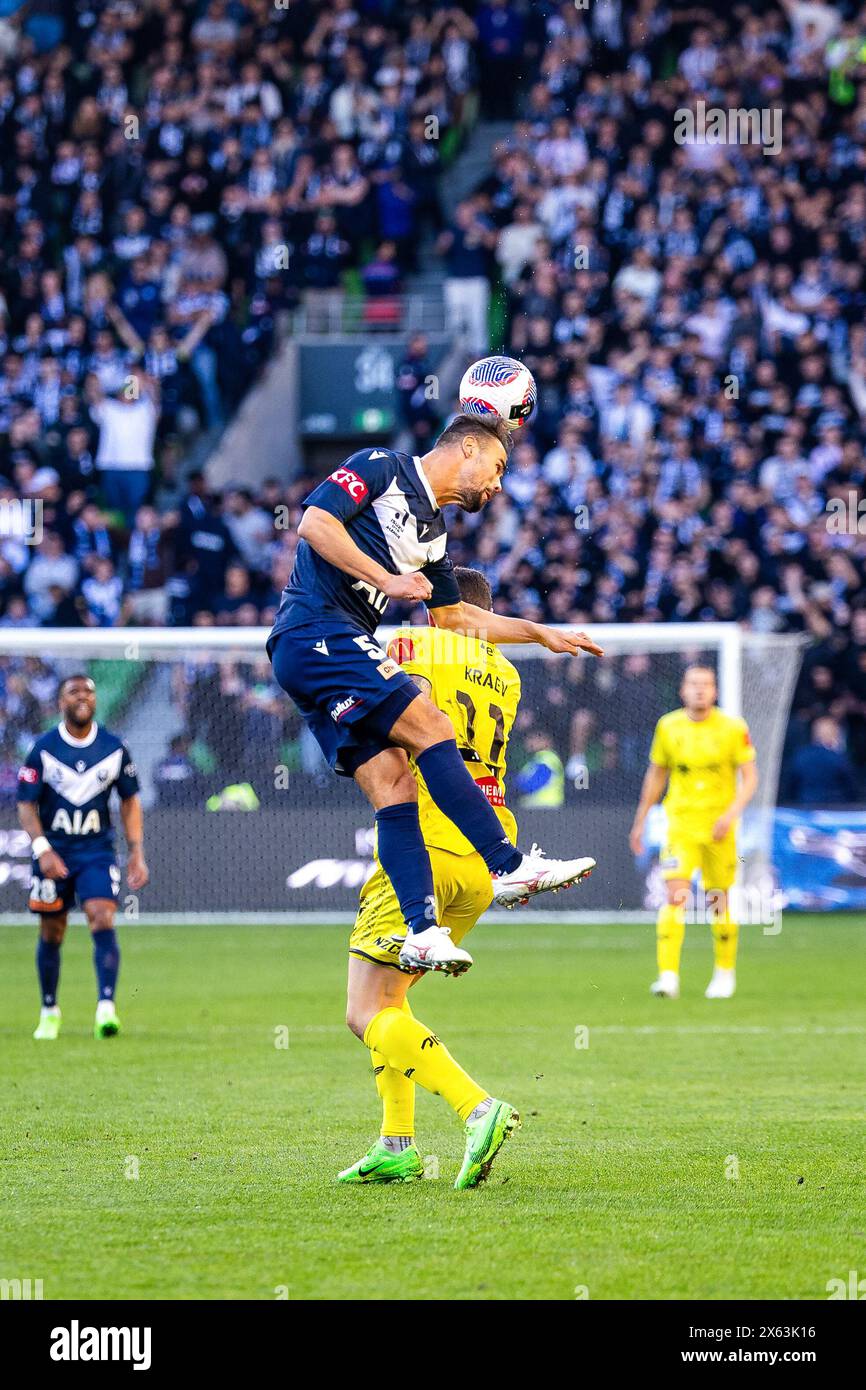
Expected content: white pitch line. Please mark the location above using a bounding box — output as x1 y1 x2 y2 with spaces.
296 1023 866 1037
591 1024 866 1036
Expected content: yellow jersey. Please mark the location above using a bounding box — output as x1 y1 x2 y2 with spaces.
649 706 756 834
386 625 520 856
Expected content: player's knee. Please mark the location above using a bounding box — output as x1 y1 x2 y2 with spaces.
40 918 66 945
667 882 690 911
391 766 418 804
345 1004 372 1042
415 702 453 750
88 907 116 934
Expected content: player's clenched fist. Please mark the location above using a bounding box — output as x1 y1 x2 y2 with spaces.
383 572 433 602
539 627 604 658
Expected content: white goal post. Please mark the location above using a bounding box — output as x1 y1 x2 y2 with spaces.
0 623 804 924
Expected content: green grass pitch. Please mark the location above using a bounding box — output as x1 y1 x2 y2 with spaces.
1 915 863 1301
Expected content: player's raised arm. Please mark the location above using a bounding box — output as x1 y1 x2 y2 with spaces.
429 600 604 658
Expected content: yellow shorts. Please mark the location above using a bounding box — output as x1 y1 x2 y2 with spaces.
660 827 738 891
349 846 493 971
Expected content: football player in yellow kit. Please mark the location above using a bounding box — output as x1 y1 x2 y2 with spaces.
340 566 583 1189
630 665 758 1000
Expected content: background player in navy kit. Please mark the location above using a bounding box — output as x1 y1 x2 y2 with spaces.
17 674 149 1041
268 413 603 976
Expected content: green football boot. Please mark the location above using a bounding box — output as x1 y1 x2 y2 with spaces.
454 1098 520 1190
337 1139 424 1184
33 1009 61 1041
94 1002 121 1039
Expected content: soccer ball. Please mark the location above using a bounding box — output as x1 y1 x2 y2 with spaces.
458 355 537 431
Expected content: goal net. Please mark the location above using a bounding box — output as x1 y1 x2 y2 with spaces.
0 624 803 923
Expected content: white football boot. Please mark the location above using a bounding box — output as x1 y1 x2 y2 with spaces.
398 925 473 975
491 844 595 908
33 1006 61 1040
705 967 736 999
650 971 680 999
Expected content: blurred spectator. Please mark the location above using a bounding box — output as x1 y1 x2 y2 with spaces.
81 556 124 627
23 532 78 623
125 504 174 625
476 0 524 119
782 716 859 805
154 734 202 808
88 371 159 523
514 730 565 809
438 201 496 356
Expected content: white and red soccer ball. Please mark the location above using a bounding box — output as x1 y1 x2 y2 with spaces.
458 355 536 432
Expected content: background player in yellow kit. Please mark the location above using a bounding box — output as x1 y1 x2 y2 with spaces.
340 566 582 1189
629 665 758 1001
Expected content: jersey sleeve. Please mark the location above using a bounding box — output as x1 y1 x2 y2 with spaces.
116 744 140 799
732 718 757 766
648 719 669 768
422 550 461 609
301 449 396 523
387 628 435 686
16 744 42 801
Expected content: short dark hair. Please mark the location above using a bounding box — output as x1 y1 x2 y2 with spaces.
454 566 493 611
58 674 95 698
436 412 513 455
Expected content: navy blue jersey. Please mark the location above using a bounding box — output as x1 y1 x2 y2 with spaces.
17 723 139 854
268 448 460 643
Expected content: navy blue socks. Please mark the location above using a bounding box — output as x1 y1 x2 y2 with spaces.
93 928 120 1000
415 739 522 875
37 936 60 1007
375 802 436 934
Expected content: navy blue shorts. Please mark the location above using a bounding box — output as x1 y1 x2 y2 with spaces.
28 848 120 915
269 620 420 777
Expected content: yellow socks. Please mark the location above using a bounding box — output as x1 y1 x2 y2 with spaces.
371 998 415 1138
364 1005 487 1123
372 1050 415 1137
656 902 685 975
712 913 738 970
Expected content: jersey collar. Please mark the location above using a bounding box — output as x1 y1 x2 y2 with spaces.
58 721 99 748
413 456 439 512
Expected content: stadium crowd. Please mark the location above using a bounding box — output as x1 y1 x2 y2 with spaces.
0 0 864 802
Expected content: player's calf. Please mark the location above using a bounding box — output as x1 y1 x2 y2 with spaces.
34 914 65 1040
87 901 121 1035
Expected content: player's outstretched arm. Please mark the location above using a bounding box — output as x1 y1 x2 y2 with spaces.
298 507 433 602
430 600 604 657
120 794 150 891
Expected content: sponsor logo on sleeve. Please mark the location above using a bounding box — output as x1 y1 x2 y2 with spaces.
328 467 368 502
331 695 363 722
377 659 400 680
17 766 37 783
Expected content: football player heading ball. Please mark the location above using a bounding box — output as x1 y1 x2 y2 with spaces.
267 412 602 978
